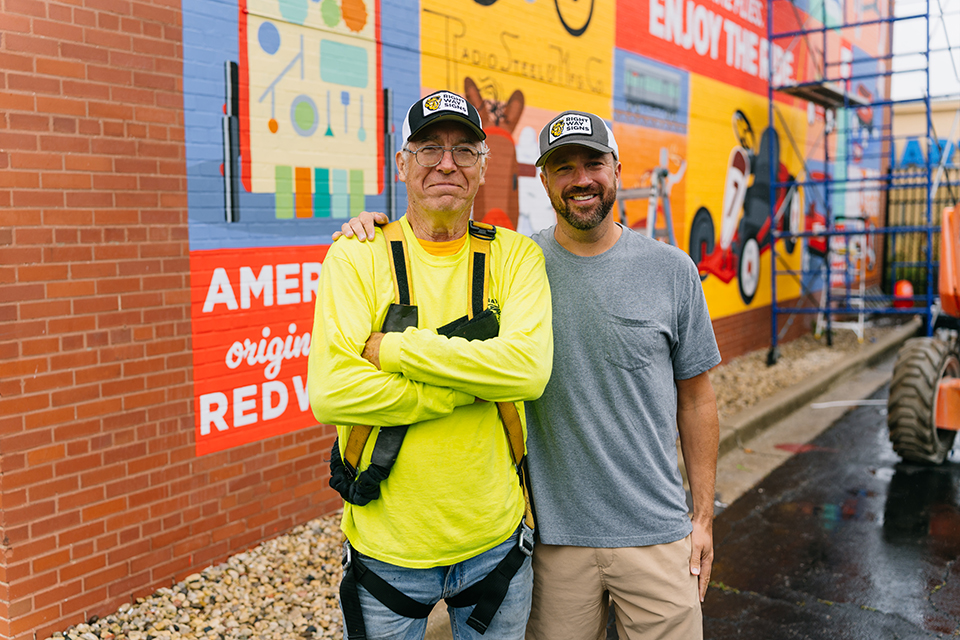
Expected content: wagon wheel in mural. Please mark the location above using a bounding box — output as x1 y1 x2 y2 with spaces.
555 0 595 36
738 231 761 305
689 207 715 281
781 185 802 254
733 109 755 151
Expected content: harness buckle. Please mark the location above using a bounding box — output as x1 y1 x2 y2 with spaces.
343 460 358 482
518 523 534 557
469 220 497 241
342 540 353 569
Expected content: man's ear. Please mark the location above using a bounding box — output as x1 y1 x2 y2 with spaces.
396 150 408 183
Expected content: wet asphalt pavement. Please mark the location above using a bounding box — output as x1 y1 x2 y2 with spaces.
701 386 960 639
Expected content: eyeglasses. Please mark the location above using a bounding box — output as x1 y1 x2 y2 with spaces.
405 145 484 168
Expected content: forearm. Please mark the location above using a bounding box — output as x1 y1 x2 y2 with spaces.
307 251 473 426
379 251 553 402
379 324 552 402
676 373 720 524
308 344 473 426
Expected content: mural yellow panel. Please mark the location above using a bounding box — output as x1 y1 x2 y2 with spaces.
419 0 614 117
686 73 808 318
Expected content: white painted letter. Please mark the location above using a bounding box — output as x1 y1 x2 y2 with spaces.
693 4 710 56
709 12 724 59
302 262 322 303
200 392 229 435
262 380 289 421
202 268 238 313
233 384 258 427
240 265 274 309
292 375 311 412
276 263 301 305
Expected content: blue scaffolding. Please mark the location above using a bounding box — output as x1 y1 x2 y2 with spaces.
766 0 960 364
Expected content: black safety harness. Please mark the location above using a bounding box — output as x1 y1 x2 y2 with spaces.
329 220 536 639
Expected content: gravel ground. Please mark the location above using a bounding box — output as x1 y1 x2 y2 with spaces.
709 321 902 422
50 518 347 640
49 321 903 640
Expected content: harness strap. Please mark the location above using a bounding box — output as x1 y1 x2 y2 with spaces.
496 402 535 530
340 220 497 475
343 426 373 476
468 220 495 318
443 536 532 634
340 542 434 640
383 221 412 305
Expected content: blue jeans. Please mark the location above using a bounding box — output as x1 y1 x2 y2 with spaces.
345 526 534 640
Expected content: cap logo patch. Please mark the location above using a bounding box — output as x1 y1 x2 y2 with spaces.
548 114 592 143
422 91 469 117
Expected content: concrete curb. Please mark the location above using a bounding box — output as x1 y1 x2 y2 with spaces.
716 317 921 458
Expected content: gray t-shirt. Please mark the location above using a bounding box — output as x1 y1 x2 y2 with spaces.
528 225 721 547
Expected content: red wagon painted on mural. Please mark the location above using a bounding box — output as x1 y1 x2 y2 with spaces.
688 111 802 305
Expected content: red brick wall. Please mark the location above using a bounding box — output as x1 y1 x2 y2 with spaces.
0 3 339 639
712 296 815 363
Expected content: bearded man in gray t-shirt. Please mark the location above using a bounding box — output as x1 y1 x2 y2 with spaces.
523 111 721 640
333 110 721 640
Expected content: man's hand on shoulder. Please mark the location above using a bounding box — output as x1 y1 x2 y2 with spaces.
332 211 390 242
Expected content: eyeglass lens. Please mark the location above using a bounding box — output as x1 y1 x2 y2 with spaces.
413 146 480 167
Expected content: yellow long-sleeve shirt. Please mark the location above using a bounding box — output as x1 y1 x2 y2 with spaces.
308 216 553 568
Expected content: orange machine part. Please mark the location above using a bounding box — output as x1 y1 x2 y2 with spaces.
940 206 960 317
936 377 960 431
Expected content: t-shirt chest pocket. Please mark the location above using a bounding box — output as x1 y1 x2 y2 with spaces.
603 315 662 371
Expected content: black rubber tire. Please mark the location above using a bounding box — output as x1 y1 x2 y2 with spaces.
887 337 960 465
689 207 715 281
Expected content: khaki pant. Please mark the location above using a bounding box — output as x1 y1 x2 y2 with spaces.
525 536 702 640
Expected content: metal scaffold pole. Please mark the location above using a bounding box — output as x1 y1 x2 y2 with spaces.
766 0 957 364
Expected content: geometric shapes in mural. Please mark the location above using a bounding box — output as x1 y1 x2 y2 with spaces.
274 166 366 219
296 167 313 217
358 95 366 142
278 0 309 25
321 0 341 27
320 39 368 88
258 21 281 54
331 169 349 218
317 0 368 31
340 91 349 133
324 92 334 137
314 168 332 217
275 165 294 219
290 94 319 136
341 0 368 32
241 2 382 206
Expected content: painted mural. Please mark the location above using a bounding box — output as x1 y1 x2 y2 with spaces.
182 0 890 455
